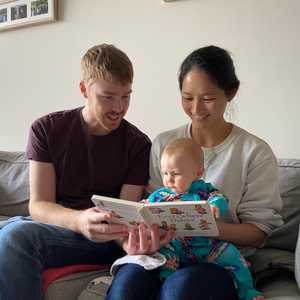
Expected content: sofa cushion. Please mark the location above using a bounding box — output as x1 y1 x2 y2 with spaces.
77 276 112 300
265 159 300 252
0 151 29 216
0 215 9 222
250 248 294 275
249 159 300 299
260 274 300 300
45 268 111 300
43 264 109 293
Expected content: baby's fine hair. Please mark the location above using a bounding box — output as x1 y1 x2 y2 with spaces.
162 138 204 168
80 43 133 85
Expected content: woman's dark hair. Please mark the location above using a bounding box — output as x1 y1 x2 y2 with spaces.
178 45 240 95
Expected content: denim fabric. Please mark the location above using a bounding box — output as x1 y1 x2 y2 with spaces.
0 217 124 300
107 263 239 300
106 264 161 300
0 215 31 229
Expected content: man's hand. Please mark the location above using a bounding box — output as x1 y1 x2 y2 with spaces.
77 207 129 242
121 223 174 255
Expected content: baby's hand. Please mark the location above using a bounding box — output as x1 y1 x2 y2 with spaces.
209 205 220 218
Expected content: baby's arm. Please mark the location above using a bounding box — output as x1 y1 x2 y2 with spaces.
147 187 174 203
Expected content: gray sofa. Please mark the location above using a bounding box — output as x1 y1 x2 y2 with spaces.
0 151 300 300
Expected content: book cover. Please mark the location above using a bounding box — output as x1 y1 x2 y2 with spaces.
92 195 219 237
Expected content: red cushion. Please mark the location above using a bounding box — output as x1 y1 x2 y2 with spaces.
42 264 110 293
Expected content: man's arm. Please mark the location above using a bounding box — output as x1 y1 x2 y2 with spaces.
119 184 144 201
29 160 80 228
29 160 128 242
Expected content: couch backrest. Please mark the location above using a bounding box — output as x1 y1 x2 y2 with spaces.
0 152 299 252
0 151 29 216
265 159 300 252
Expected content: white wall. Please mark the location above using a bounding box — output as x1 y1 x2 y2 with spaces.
0 0 299 158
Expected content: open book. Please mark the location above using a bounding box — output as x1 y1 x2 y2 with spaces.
92 195 219 237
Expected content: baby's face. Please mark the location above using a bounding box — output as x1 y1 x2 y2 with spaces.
161 153 202 194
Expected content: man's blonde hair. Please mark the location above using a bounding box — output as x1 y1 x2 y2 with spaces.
162 138 204 168
80 43 133 85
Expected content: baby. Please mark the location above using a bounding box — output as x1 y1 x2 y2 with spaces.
145 138 264 300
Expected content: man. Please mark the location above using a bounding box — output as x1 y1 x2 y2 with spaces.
0 44 154 300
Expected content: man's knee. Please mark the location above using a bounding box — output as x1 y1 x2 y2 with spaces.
0 220 45 253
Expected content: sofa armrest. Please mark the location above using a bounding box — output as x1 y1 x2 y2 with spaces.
0 151 29 216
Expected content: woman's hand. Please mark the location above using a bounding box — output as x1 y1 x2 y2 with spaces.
77 207 129 242
121 223 174 255
210 204 220 218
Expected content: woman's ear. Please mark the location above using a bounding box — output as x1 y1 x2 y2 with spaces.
226 86 239 102
79 80 88 99
197 167 204 178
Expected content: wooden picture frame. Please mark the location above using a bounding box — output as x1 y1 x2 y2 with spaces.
0 0 57 32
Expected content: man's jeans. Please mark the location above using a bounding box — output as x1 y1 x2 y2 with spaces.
0 217 123 300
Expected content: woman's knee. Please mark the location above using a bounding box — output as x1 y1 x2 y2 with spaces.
107 264 160 300
160 263 238 300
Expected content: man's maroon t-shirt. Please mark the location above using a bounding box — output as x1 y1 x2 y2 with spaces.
26 107 151 209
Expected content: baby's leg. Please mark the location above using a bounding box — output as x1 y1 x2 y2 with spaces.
210 241 263 300
159 240 182 281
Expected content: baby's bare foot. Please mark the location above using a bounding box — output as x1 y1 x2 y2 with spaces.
253 296 264 300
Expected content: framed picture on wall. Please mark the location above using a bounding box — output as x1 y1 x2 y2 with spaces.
0 0 57 32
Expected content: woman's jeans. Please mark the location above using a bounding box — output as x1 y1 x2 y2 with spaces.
107 263 239 300
0 217 124 300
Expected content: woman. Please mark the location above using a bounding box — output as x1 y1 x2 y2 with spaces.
107 45 283 300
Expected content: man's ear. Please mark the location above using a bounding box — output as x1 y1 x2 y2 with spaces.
79 80 88 99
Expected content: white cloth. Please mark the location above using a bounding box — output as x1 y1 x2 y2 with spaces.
147 124 283 256
110 252 166 275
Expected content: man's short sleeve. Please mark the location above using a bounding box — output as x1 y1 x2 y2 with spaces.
124 137 151 186
26 117 52 162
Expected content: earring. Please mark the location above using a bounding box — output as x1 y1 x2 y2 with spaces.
224 101 236 122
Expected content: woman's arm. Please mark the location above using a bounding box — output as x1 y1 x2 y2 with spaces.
217 222 266 248
216 143 283 248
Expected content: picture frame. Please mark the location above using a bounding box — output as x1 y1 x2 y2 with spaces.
0 0 57 32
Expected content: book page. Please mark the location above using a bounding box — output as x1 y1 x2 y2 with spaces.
143 201 219 237
92 195 144 227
